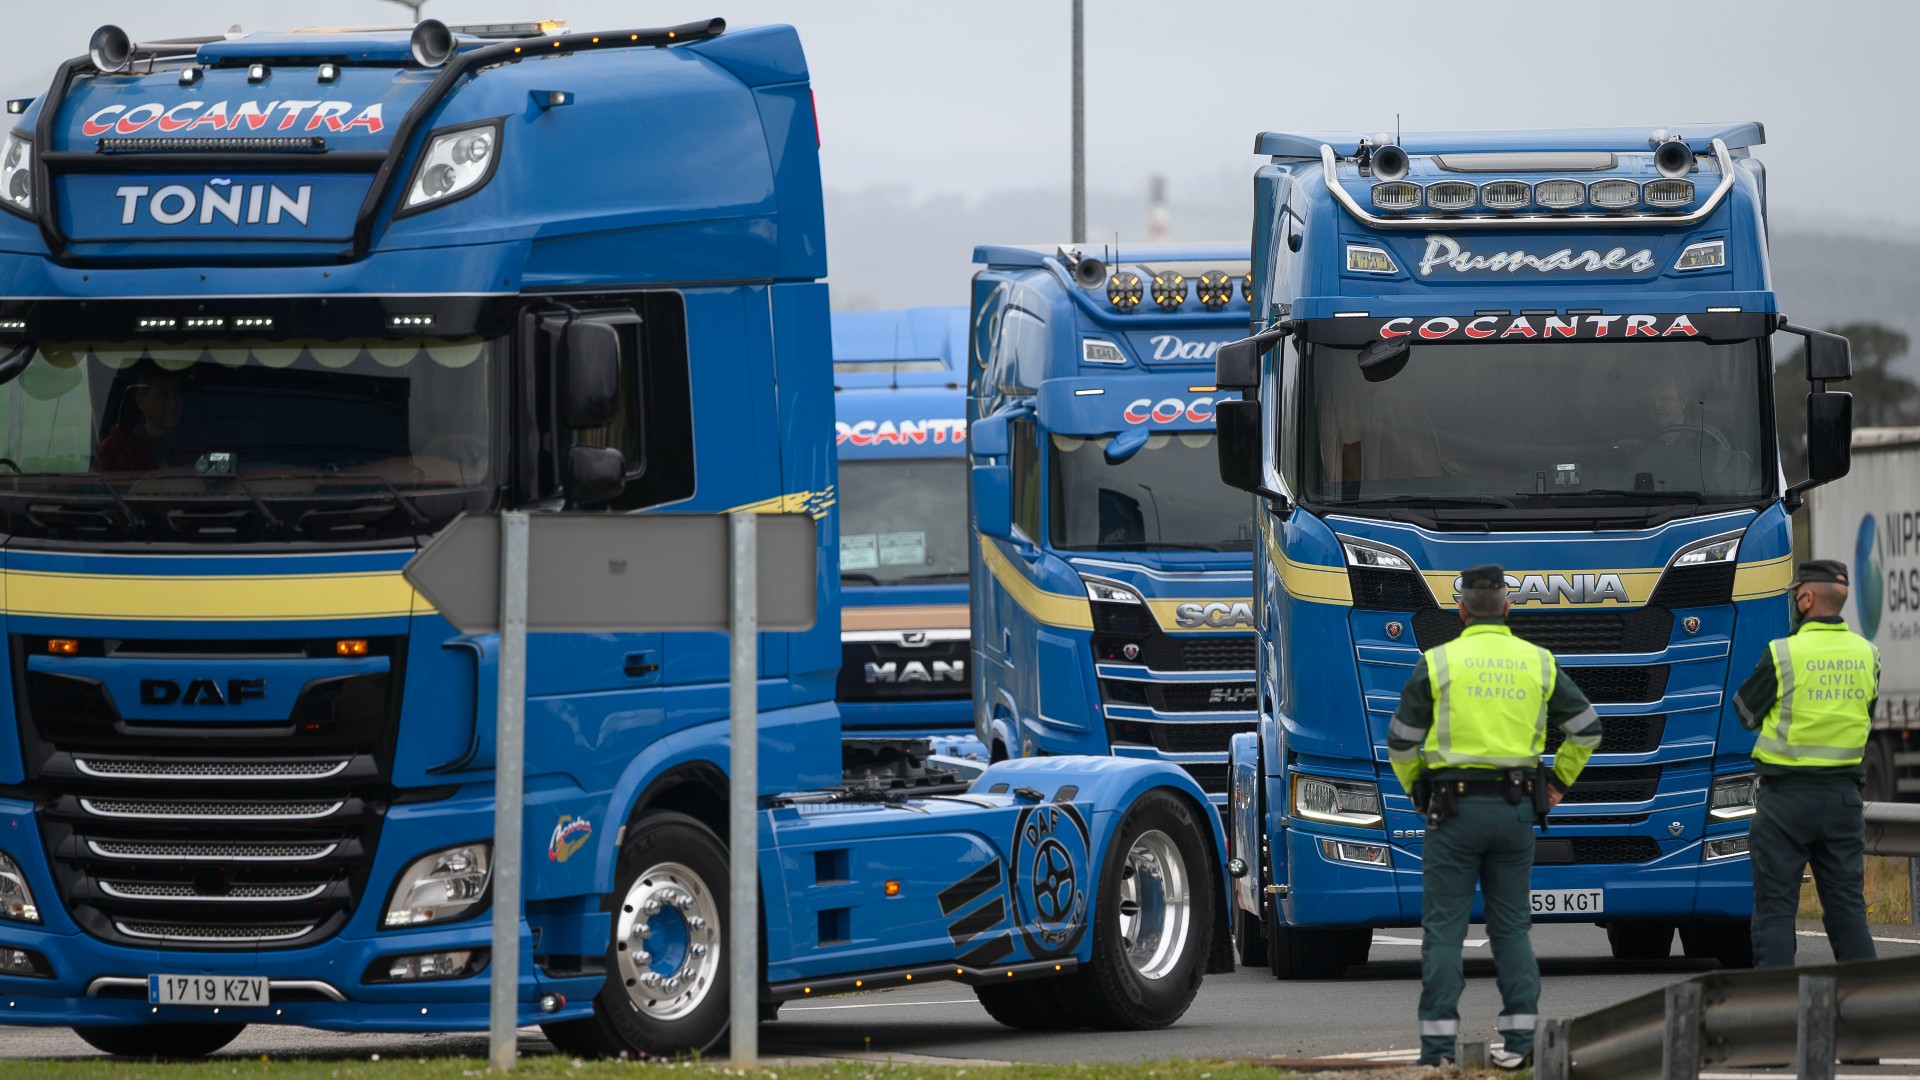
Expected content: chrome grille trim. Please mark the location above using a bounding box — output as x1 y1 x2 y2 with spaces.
79 799 343 821
75 758 351 781
115 921 315 943
87 839 339 862
101 882 328 903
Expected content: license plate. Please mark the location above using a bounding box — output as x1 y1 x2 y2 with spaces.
1529 888 1604 915
149 975 269 1007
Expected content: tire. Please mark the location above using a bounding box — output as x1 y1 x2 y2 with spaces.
1236 906 1268 968
1060 789 1215 1029
1265 918 1363 979
974 978 1084 1030
1679 920 1753 969
1344 927 1374 968
547 811 733 1058
1606 921 1675 961
72 1024 246 1058
1862 736 1895 804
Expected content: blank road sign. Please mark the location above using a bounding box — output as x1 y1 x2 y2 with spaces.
404 512 819 634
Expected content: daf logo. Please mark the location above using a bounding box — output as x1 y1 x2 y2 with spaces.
1174 601 1255 629
1207 686 1257 705
864 660 965 684
1454 572 1630 606
139 678 266 707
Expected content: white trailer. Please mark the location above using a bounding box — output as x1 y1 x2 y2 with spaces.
1808 427 1920 801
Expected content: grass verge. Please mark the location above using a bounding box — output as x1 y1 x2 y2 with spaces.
1798 854 1915 925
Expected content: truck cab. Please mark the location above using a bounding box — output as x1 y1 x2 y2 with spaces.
831 307 980 757
968 244 1258 805
1215 125 1855 977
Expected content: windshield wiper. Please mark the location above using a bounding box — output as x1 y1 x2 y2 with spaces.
2 472 145 531
1085 540 1241 552
1341 494 1518 509
1564 489 1707 504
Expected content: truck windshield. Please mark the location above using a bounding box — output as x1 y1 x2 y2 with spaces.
1050 432 1253 552
838 458 970 585
0 337 497 542
1298 339 1769 507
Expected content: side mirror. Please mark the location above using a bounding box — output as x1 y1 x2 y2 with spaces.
1104 427 1150 465
562 320 622 429
1215 321 1293 391
1778 320 1853 383
1805 390 1852 484
972 461 1011 540
969 413 1009 457
1215 399 1264 494
567 444 627 505
1357 336 1411 382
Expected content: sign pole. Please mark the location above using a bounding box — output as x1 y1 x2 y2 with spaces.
728 511 759 1065
489 511 530 1071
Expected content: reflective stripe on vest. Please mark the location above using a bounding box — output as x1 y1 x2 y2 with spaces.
1421 624 1554 770
1753 622 1877 768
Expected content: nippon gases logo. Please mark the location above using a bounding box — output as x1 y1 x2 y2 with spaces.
1858 513 1882 639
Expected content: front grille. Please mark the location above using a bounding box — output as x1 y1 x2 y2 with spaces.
1090 600 1256 673
1568 837 1663 863
1349 567 1435 611
1108 719 1254 754
1180 763 1230 794
16 632 403 951
1546 715 1667 755
1547 813 1650 826
1647 563 1736 608
1412 607 1674 654
1099 679 1257 714
1564 665 1669 703
836 638 969 704
1564 765 1660 803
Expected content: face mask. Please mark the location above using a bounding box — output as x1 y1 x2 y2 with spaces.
1790 590 1810 629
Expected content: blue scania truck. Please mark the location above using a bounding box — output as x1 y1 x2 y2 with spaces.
831 307 981 758
1211 125 1855 977
0 19 1229 1056
968 244 1259 805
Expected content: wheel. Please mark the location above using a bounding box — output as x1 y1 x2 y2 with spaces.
1236 906 1268 968
1679 921 1753 969
974 978 1084 1030
1058 789 1214 1029
1606 921 1675 961
542 811 732 1058
72 1024 246 1058
1862 736 1895 804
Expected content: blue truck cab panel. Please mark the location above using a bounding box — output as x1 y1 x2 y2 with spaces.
0 20 1230 1052
968 243 1259 805
1223 125 1844 975
831 307 980 756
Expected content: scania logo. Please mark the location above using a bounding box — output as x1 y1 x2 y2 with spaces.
864 660 965 684
1454 573 1630 606
1174 601 1255 629
1208 686 1257 705
116 182 312 227
1147 335 1223 362
1123 396 1214 425
139 678 266 707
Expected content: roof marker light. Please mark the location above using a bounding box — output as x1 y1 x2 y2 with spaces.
1332 311 1370 318
390 314 435 329
1370 182 1419 211
5 100 29 116
178 67 201 87
1196 270 1234 310
1480 180 1529 212
1707 306 1743 313
1590 179 1640 210
247 63 268 83
1073 388 1104 396
1674 240 1725 272
1347 245 1397 274
1150 270 1187 311
1188 385 1216 393
533 91 574 110
1106 271 1143 313
0 320 25 332
317 63 339 84
1425 181 1475 212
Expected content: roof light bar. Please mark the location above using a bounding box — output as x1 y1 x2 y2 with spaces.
1425 181 1476 211
1643 178 1696 209
1370 182 1419 211
1479 180 1529 211
1533 179 1585 210
1589 179 1640 210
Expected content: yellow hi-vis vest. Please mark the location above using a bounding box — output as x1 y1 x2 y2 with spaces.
1753 621 1878 769
1422 623 1555 770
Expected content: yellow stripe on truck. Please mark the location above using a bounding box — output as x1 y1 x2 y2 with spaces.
1732 554 1793 601
0 569 423 622
977 536 1093 631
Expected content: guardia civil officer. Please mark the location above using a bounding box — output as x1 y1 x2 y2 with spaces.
1734 559 1880 968
1388 564 1601 1068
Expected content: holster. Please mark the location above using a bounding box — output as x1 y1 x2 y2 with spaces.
1532 764 1553 830
1411 777 1433 814
1424 780 1458 829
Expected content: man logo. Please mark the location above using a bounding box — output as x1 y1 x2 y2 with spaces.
1174 601 1255 629
864 660 965 684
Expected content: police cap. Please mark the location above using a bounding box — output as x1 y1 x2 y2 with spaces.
1459 564 1507 592
1793 559 1849 587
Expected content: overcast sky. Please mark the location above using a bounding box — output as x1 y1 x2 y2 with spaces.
11 0 1919 236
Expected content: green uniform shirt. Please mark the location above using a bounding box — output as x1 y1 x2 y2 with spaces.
1389 622 1600 795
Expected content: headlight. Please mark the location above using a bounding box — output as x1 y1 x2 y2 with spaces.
0 851 41 923
1709 774 1756 821
384 843 491 928
1342 539 1412 571
0 132 31 216
401 121 501 213
1292 774 1384 828
1673 532 1741 568
1083 577 1143 605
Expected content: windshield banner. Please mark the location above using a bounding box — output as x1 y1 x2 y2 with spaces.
1302 310 1770 347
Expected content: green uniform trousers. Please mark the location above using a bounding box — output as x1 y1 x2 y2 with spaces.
1749 777 1877 968
1419 796 1539 1065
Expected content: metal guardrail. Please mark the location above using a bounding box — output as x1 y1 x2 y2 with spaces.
1536 802 1920 1079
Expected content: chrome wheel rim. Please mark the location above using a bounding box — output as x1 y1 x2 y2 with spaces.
1116 828 1190 981
613 861 721 1021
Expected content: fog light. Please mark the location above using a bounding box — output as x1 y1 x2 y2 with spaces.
1590 179 1640 210
1320 838 1390 866
1424 181 1475 212
368 948 488 983
0 947 50 978
1370 182 1420 211
1479 180 1530 211
1704 836 1750 861
1533 179 1586 210
1643 179 1695 209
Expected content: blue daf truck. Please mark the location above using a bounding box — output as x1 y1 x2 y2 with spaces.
968 244 1259 806
0 19 1229 1056
831 307 981 758
1210 125 1855 977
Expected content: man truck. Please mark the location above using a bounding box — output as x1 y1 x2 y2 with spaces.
832 307 981 758
0 18 1227 1056
968 243 1259 809
1211 124 1855 977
